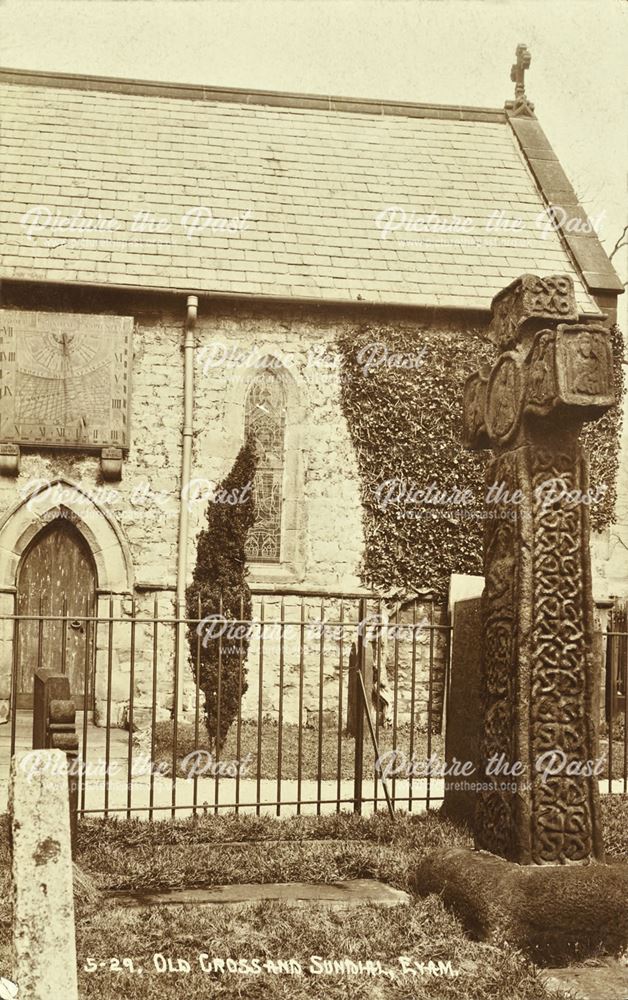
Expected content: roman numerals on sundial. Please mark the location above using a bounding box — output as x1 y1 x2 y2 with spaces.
0 311 133 452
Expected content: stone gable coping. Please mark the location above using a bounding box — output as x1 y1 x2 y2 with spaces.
507 113 624 296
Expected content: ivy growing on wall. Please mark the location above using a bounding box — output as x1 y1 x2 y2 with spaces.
337 324 494 598
581 323 625 532
338 322 624 599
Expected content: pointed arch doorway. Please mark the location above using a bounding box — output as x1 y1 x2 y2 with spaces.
16 517 97 709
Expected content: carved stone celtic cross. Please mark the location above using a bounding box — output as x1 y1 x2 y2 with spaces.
463 274 614 865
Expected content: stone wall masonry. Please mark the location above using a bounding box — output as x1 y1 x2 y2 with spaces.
385 598 449 730
0 592 14 723
591 376 628 600
235 594 448 729
187 307 366 591
93 592 175 729
239 595 363 727
0 289 625 732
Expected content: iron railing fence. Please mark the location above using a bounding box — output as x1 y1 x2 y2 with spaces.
602 621 628 796
0 592 451 819
2 594 626 818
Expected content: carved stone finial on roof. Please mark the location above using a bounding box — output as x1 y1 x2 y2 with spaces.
511 44 531 100
505 43 535 117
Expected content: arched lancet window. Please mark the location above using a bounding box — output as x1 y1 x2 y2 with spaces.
244 364 286 562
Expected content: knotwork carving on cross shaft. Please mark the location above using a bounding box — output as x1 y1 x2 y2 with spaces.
476 452 517 859
528 447 592 863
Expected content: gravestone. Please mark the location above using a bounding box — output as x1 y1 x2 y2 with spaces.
441 596 483 825
9 749 79 1000
32 671 70 751
414 275 628 961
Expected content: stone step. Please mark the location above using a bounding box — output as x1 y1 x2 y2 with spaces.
108 878 411 910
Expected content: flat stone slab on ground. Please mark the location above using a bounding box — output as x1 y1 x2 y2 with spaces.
109 879 411 909
543 961 628 1000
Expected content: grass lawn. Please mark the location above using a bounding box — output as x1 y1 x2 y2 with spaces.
72 899 561 999
75 809 470 892
1 799 626 998
142 719 628 786
142 719 446 781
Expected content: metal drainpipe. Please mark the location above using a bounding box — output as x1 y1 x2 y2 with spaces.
175 294 198 716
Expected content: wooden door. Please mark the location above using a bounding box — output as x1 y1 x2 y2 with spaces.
16 519 97 709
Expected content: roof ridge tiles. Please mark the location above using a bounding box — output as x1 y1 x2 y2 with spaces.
0 66 506 122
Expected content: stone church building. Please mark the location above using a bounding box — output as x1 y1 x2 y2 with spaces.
0 59 624 727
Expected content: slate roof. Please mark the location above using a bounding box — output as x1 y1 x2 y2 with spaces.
0 69 619 312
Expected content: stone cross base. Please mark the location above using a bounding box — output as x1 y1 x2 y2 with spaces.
413 848 628 964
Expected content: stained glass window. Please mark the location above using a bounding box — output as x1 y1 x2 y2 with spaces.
244 366 286 562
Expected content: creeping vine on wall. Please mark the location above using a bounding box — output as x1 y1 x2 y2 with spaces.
337 324 494 598
581 323 625 532
338 322 624 599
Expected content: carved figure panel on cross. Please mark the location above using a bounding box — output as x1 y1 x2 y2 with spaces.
462 274 613 865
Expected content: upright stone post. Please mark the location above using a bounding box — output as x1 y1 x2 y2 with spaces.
415 275 628 961
32 669 79 853
32 670 70 751
442 595 483 826
9 749 79 1000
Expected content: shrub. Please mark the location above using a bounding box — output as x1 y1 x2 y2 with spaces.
186 440 258 750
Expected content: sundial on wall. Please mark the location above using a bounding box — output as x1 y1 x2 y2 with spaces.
0 310 133 451
0 310 133 480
